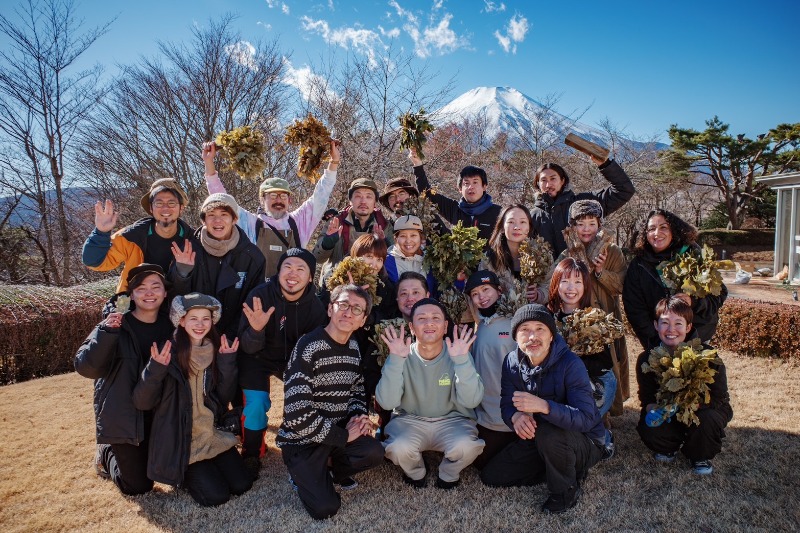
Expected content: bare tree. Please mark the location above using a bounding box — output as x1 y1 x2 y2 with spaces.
0 0 111 284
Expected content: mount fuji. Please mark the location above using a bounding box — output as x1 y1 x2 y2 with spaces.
433 86 661 150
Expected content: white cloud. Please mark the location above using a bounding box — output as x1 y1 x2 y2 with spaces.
224 41 258 71
257 21 272 30
483 1 506 13
265 0 277 8
379 25 401 38
301 16 384 66
282 3 290 14
283 58 338 102
389 0 469 58
494 13 528 54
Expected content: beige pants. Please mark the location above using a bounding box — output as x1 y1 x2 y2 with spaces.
383 415 485 482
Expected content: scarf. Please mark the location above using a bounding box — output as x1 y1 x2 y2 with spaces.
200 226 240 258
478 302 500 319
189 340 214 377
458 193 495 216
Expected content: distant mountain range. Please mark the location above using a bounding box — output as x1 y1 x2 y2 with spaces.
434 86 667 151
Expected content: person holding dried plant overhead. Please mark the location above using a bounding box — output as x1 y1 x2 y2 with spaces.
202 139 340 278
530 155 635 258
408 150 501 243
636 295 732 475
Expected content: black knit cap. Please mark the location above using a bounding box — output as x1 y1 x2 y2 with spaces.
277 247 316 273
464 270 501 294
510 303 557 340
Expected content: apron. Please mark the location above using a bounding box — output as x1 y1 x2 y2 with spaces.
256 216 300 279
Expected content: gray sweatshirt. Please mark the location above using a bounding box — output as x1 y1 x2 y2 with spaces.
472 313 517 432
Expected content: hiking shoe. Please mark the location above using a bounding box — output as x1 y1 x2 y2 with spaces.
654 452 677 463
95 445 111 480
333 476 359 491
691 459 713 475
435 477 460 490
402 473 427 489
243 456 261 481
602 430 615 461
541 485 582 514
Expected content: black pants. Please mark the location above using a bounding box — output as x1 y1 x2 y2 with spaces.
473 424 519 471
282 435 385 520
183 447 253 507
101 442 153 496
637 405 733 461
480 421 604 495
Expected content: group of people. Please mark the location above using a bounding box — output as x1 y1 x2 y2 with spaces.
74 140 732 519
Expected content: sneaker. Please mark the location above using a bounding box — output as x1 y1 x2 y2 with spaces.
402 473 427 489
95 445 110 480
602 430 615 461
243 456 261 481
691 459 713 475
435 477 460 490
541 485 582 514
333 476 359 491
653 451 677 463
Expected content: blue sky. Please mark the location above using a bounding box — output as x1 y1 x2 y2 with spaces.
21 0 800 141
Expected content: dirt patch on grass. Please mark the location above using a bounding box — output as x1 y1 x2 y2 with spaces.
1 337 798 532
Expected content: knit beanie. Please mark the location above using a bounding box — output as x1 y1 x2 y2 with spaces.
464 270 501 295
511 303 557 340
200 193 239 221
569 200 604 226
170 292 222 327
277 247 316 274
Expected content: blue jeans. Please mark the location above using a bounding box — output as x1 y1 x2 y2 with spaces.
596 370 617 417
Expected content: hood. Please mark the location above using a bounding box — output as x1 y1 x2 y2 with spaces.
388 244 424 263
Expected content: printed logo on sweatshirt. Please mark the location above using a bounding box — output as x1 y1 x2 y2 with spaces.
499 331 510 339
438 373 451 387
235 272 246 289
279 315 286 331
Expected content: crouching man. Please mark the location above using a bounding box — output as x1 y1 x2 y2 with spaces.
376 298 484 489
480 304 608 514
277 284 385 520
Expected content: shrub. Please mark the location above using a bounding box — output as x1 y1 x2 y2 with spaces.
713 298 800 360
0 279 115 384
698 229 775 247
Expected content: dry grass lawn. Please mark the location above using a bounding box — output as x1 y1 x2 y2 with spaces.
1 336 799 533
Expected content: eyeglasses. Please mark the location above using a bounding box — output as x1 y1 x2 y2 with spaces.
153 201 179 209
333 300 366 316
267 192 289 201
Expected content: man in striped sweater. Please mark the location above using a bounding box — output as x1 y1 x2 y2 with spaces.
277 284 385 520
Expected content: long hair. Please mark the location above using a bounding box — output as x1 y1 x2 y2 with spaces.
547 258 593 313
633 209 698 256
487 204 534 274
535 162 570 190
173 320 221 382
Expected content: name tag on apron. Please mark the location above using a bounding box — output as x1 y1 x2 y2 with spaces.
270 245 283 252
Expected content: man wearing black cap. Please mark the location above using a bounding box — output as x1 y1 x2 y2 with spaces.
82 179 196 293
480 304 609 514
313 177 394 282
236 248 327 476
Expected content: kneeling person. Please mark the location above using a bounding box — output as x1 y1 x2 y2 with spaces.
376 298 485 489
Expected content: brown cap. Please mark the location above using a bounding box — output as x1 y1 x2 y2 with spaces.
348 178 379 199
379 177 419 208
141 178 189 214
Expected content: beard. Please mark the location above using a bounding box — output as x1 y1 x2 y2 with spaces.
267 206 288 219
156 219 177 228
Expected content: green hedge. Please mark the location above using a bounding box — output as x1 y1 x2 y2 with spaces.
698 228 775 247
713 298 800 360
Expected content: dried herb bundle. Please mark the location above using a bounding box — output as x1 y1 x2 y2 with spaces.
423 222 486 292
369 317 411 367
519 237 554 285
214 125 267 180
114 295 131 314
396 190 442 237
496 279 528 318
558 307 624 355
399 108 435 160
439 287 469 325
562 227 613 267
326 256 382 307
284 113 331 183
657 244 734 298
641 338 722 426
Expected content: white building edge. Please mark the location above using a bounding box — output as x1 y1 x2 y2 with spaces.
756 171 800 284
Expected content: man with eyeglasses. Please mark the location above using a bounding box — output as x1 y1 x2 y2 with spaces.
202 139 341 278
82 178 196 292
278 283 384 520
237 248 327 478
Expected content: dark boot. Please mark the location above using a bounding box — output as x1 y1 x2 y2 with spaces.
542 484 582 514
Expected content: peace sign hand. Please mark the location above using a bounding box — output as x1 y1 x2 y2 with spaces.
446 324 476 359
171 239 195 266
219 335 239 354
151 340 172 366
326 217 343 237
380 324 412 359
95 200 118 233
242 297 275 332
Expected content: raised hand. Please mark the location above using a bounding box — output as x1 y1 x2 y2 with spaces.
103 312 123 330
525 283 539 303
512 412 537 440
219 335 239 354
408 148 423 167
171 239 195 266
373 223 385 241
380 324 412 359
202 141 217 175
589 153 607 166
151 340 172 366
326 217 342 237
94 200 118 233
328 139 341 166
242 297 275 332
446 324 476 358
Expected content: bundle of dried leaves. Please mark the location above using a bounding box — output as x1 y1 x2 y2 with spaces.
114 295 131 314
369 317 411 367
496 279 528 318
326 256 382 307
284 113 331 183
657 244 734 298
641 338 722 426
214 125 267 180
398 108 435 160
439 287 469 325
562 227 613 267
423 222 486 292
519 236 554 285
558 307 624 355
396 189 442 237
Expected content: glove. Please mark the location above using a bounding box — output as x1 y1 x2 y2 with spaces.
646 404 678 427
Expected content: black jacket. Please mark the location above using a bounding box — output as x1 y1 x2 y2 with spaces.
237 277 327 387
413 165 501 242
132 346 237 486
171 226 266 340
531 159 635 257
74 308 173 445
622 242 728 349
